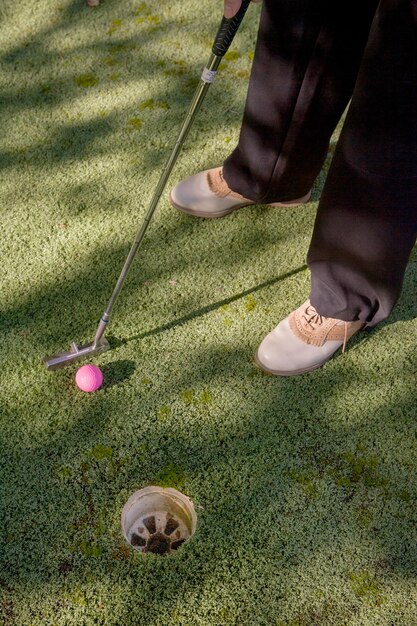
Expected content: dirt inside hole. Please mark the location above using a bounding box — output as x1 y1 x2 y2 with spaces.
131 533 146 547
164 517 180 535
145 532 170 555
143 515 156 534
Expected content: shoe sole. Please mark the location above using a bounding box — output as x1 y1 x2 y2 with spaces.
169 191 312 219
254 348 337 377
169 193 250 218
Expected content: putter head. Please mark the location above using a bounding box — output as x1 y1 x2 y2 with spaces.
43 337 110 371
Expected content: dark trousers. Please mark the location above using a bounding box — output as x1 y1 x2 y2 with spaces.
223 0 417 326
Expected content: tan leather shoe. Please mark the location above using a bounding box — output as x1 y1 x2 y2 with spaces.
255 300 365 376
169 167 311 218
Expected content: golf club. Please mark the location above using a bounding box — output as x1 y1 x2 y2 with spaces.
44 0 253 370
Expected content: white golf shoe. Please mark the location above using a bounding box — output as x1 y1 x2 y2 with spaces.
255 300 365 376
169 167 311 218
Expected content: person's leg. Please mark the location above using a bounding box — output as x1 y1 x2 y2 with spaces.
223 0 379 203
307 0 417 326
170 0 378 218
256 0 417 376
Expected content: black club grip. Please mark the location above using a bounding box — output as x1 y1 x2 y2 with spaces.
212 0 252 57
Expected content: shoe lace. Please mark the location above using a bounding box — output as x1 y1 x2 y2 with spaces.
302 304 348 353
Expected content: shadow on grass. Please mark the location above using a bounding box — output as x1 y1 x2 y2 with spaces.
1 226 415 362
100 359 136 389
1 2 416 622
123 264 308 344
0 339 415 623
0 0 253 181
0 193 312 354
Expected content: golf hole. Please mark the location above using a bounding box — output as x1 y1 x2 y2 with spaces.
121 486 197 556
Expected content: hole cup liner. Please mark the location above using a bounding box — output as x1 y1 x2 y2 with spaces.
121 486 197 555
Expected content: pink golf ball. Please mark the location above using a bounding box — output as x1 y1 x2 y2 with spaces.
75 364 103 392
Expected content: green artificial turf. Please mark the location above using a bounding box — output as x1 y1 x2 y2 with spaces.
1 1 416 624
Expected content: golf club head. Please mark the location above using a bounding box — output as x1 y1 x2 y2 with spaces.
43 337 110 371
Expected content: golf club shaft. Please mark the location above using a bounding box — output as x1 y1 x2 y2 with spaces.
43 1 253 369
93 53 222 346
92 0 253 347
